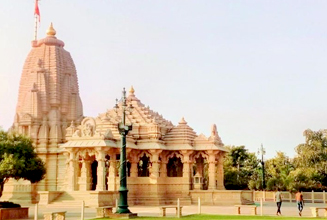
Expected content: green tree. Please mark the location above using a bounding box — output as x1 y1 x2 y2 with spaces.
293 129 327 190
264 152 294 191
0 130 46 197
224 146 259 190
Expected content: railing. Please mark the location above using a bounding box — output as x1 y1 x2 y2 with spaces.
253 190 327 203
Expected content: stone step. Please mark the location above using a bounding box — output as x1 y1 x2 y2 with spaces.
51 192 94 205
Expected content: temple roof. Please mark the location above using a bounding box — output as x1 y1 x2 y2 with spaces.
93 87 174 139
64 87 226 152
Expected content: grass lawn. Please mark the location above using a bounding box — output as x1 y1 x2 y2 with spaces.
90 214 315 220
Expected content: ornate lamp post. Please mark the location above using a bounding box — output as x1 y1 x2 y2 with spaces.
258 144 266 190
115 88 133 214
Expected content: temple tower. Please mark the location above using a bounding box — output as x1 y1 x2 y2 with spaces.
11 23 83 191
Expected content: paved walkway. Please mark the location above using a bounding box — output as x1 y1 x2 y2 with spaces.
24 202 326 219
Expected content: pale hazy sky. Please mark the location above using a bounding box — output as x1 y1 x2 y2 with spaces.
1 1 326 159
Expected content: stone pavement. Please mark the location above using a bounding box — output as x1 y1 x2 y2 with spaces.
24 202 327 219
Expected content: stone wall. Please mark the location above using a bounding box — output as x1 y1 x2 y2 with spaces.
189 190 254 205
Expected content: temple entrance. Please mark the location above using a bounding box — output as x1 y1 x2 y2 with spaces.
91 160 98 190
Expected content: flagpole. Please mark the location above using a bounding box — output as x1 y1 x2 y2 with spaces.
34 0 40 41
34 14 38 40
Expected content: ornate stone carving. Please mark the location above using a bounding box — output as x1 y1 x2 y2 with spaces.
209 124 223 145
104 129 114 139
81 117 96 137
72 130 81 137
192 151 209 161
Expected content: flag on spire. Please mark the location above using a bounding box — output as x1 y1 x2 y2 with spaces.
34 0 40 40
34 0 40 22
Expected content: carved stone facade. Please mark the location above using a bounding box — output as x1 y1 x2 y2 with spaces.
61 90 227 205
6 24 234 206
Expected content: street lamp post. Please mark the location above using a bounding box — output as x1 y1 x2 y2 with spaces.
115 88 133 214
258 144 266 190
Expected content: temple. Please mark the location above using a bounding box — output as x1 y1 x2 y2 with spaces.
6 24 251 206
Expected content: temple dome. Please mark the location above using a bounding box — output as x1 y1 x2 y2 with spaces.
163 117 197 145
13 23 83 146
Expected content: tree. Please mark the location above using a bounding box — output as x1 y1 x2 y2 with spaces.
0 130 46 197
292 129 327 191
264 152 294 191
224 146 259 190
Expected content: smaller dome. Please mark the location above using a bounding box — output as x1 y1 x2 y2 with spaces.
163 117 197 145
32 23 65 48
46 23 56 37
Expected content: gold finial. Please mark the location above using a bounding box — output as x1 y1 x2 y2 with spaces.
46 22 56 36
179 117 187 124
129 86 135 95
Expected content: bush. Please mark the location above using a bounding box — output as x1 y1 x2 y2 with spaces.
0 201 21 208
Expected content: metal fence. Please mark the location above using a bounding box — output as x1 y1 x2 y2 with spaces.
253 190 327 203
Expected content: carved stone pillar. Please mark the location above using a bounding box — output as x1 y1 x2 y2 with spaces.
38 116 49 150
160 155 168 178
62 152 69 190
160 163 167 179
67 150 77 191
150 150 161 179
217 153 225 190
96 150 106 191
208 152 216 190
182 151 192 192
182 153 191 178
31 124 40 142
78 157 92 191
128 150 138 178
107 153 117 191
130 161 138 178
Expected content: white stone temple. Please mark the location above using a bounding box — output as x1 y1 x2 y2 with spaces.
6 24 252 206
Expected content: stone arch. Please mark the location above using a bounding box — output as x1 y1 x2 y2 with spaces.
166 151 183 160
136 150 152 159
166 151 183 177
137 151 152 177
76 148 97 158
192 151 209 190
192 151 209 161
